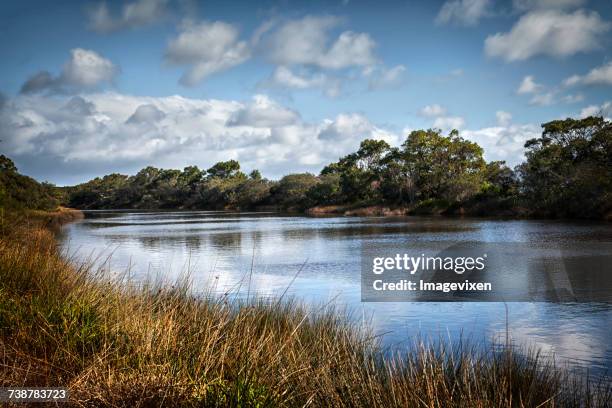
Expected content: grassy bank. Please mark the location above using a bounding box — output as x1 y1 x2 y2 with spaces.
0 211 610 407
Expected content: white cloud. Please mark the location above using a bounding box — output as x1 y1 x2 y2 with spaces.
579 101 611 119
496 111 512 126
563 62 612 87
165 20 250 86
562 75 582 87
126 104 166 124
367 65 406 90
433 116 466 131
419 104 447 117
0 92 550 183
485 10 610 61
268 66 326 89
227 95 300 127
463 123 539 166
263 66 341 97
265 16 377 70
20 48 117 94
418 104 464 131
529 92 555 106
88 0 168 33
318 113 398 145
435 0 491 26
0 92 398 183
517 75 542 94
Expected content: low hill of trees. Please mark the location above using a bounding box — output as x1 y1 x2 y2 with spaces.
6 116 611 219
0 155 59 211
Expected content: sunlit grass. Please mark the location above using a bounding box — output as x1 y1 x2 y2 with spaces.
0 210 609 407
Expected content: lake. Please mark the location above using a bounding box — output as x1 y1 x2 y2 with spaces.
59 210 612 375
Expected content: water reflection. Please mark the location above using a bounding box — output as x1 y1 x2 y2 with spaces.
59 210 612 374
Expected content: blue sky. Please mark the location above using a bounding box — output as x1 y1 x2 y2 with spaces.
0 0 611 185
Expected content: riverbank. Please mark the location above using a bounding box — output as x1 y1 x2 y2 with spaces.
305 199 528 218
0 210 610 406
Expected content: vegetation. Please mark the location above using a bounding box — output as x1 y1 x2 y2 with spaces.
0 155 59 211
0 212 609 407
62 116 612 219
517 117 612 218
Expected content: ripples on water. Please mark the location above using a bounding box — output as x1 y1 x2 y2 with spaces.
59 211 612 375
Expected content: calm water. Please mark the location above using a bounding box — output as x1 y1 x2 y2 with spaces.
59 211 612 375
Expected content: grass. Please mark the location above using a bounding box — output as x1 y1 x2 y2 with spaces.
0 209 610 407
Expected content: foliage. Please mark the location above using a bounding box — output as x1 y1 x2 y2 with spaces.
270 173 319 209
399 129 486 203
518 117 612 218
0 116 606 218
0 155 58 210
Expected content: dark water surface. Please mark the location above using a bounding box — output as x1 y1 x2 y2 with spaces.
59 211 612 375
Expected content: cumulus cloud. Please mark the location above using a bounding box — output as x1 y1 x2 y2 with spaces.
485 10 610 61
87 0 168 33
517 75 542 94
0 92 398 184
126 104 166 124
20 49 117 94
318 113 397 145
496 111 512 126
529 91 555 106
62 96 97 116
367 65 406 90
563 62 612 87
417 104 464 131
227 95 300 127
517 78 584 106
165 20 250 86
262 66 341 98
463 123 539 166
433 116 466 132
435 0 491 26
265 16 377 70
419 104 447 117
579 101 611 119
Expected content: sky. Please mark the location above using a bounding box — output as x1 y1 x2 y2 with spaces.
0 0 611 185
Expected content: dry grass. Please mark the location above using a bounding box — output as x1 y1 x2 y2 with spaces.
0 210 609 407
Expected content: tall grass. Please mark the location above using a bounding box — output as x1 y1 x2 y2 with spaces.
0 210 610 407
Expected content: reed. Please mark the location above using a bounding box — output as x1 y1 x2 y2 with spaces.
0 211 609 407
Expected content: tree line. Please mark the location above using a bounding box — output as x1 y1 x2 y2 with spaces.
2 116 611 219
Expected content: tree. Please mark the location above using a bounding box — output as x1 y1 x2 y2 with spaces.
306 173 341 205
270 173 318 209
249 169 262 180
400 129 485 203
207 160 244 179
0 155 17 173
482 161 517 197
332 139 392 202
518 116 612 218
0 154 58 210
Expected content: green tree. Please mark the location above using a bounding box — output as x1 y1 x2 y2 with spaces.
401 129 485 203
270 173 318 209
207 160 244 179
482 161 517 197
332 139 391 202
249 169 262 180
518 116 612 218
306 173 341 205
